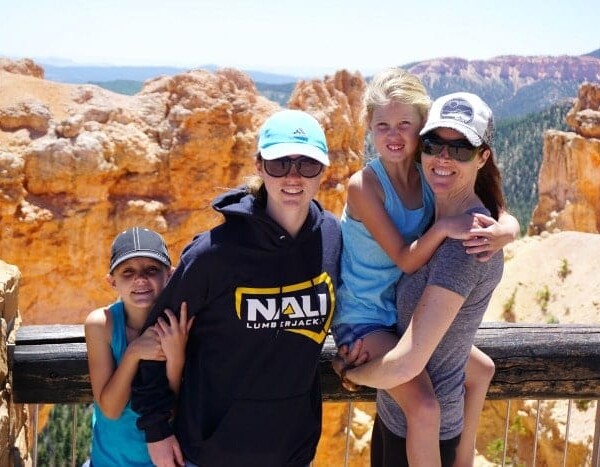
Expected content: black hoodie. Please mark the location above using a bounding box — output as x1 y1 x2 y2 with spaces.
132 187 341 467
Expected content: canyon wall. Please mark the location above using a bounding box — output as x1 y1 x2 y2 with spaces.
0 59 367 465
0 62 364 324
529 82 600 234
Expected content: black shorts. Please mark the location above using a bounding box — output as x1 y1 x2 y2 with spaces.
370 414 461 467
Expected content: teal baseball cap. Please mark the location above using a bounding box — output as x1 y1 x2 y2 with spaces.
258 110 329 166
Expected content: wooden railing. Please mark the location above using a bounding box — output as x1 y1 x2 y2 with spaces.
7 321 600 466
8 322 600 403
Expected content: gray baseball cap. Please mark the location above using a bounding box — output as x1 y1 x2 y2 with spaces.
109 227 171 273
420 92 494 147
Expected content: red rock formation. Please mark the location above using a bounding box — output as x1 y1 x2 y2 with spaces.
529 82 600 235
0 62 369 466
566 82 600 138
0 58 44 78
289 70 366 214
0 62 365 324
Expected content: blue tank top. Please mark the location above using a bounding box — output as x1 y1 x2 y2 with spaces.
91 301 153 466
333 158 435 327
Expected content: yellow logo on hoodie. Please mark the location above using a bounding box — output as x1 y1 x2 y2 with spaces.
235 272 335 344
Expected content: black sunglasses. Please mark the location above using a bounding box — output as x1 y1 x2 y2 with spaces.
421 136 480 162
263 156 324 178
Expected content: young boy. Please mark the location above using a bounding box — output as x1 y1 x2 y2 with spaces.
85 227 192 466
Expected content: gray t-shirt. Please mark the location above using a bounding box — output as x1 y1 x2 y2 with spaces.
376 233 503 440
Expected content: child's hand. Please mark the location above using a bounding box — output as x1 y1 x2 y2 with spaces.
463 212 507 262
155 302 194 365
442 213 479 240
332 339 369 392
130 327 166 361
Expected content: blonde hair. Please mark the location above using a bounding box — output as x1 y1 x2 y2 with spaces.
244 154 267 202
363 68 431 126
245 174 264 195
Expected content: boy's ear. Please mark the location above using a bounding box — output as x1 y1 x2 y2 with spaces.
168 266 175 278
106 273 116 289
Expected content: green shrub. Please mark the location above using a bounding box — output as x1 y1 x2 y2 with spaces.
502 288 518 322
536 285 551 313
557 258 572 281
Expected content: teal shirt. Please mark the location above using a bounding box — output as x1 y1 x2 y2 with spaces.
333 158 435 327
91 301 153 466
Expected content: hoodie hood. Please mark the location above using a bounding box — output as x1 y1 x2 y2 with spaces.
211 185 326 247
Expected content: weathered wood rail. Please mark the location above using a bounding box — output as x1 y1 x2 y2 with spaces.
8 322 600 404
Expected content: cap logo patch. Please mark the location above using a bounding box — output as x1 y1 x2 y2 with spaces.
293 128 306 135
440 98 474 124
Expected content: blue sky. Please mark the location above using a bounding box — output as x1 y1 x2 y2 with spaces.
2 0 598 76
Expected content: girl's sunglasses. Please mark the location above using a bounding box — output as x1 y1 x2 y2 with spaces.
421 136 480 162
263 156 324 178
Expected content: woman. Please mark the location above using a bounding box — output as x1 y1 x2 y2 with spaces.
338 92 506 466
332 69 516 466
131 109 341 467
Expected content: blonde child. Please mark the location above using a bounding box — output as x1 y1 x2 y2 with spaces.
332 69 519 466
85 227 192 466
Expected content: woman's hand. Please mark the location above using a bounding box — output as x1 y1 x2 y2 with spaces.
155 302 194 365
155 302 195 394
148 435 184 467
332 339 369 392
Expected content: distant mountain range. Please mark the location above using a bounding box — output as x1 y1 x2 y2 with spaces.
35 49 600 120
41 63 299 85
407 52 600 118
3 53 590 231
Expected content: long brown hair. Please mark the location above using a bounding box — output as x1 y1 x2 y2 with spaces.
475 144 505 220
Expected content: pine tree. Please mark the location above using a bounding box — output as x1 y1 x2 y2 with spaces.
37 404 92 466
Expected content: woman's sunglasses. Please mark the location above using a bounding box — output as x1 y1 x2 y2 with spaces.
263 156 324 178
421 136 480 162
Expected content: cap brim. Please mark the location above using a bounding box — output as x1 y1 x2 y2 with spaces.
420 120 483 147
261 142 330 166
110 251 171 273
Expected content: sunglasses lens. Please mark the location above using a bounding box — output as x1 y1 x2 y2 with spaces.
422 138 477 162
297 158 323 177
264 159 291 177
451 146 476 162
422 139 445 156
